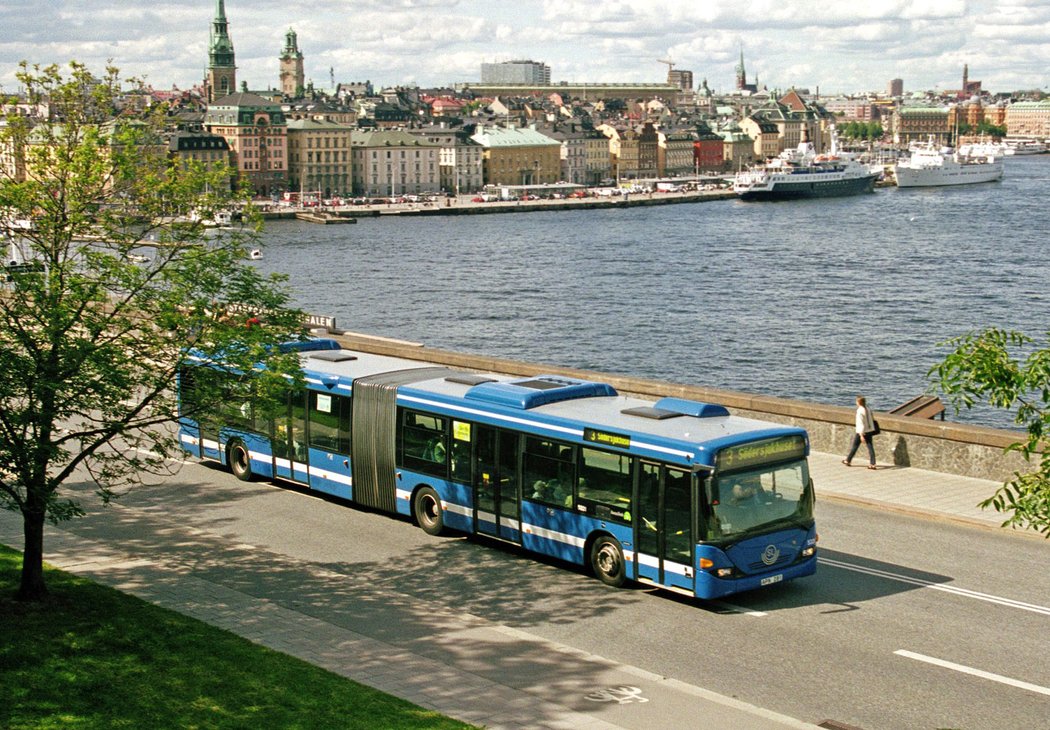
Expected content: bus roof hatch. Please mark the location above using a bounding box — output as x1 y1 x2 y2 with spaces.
464 375 617 410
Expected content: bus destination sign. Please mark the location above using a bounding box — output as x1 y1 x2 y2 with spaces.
583 428 631 449
716 435 806 472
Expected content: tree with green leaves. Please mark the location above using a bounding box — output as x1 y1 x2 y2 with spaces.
931 329 1050 536
0 61 306 601
975 120 1007 138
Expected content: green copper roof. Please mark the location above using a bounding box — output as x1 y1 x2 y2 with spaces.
471 125 560 148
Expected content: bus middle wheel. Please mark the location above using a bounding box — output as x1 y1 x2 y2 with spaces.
228 440 253 481
413 486 445 536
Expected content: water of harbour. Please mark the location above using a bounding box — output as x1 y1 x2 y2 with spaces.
251 157 1050 429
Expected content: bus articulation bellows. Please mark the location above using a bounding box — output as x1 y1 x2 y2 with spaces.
178 339 817 600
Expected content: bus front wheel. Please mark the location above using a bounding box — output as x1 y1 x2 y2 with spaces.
590 536 626 587
228 441 253 482
413 487 445 536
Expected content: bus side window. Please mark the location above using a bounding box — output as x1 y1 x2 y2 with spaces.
577 447 633 517
308 392 351 453
400 410 448 479
523 437 574 508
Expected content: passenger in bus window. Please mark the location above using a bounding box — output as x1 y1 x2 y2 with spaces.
531 480 551 500
549 479 571 507
424 437 446 463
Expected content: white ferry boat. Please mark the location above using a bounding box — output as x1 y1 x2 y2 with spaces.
1003 139 1047 156
894 142 1003 188
957 139 1008 158
734 133 879 200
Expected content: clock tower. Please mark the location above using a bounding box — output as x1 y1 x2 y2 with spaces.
279 28 305 98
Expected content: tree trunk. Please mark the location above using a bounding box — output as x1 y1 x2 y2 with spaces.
17 508 47 601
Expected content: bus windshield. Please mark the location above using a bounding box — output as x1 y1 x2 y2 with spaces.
705 458 812 541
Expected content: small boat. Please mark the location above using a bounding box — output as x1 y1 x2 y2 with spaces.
126 253 151 263
249 249 263 260
189 209 236 228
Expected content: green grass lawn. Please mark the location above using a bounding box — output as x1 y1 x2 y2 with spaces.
0 546 476 729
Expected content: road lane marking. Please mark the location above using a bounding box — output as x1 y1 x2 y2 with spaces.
133 447 191 464
895 650 1050 697
712 602 768 617
820 557 1050 617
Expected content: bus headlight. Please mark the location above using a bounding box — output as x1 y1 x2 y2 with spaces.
801 546 816 558
716 568 734 578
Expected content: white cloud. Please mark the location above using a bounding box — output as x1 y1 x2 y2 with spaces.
0 0 1046 94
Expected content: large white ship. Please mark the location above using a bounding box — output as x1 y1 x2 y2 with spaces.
894 143 1003 188
734 131 879 200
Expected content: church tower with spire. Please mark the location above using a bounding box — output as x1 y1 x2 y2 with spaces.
206 0 237 103
279 28 305 98
735 47 758 94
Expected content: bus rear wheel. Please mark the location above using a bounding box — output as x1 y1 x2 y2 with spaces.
413 487 445 536
228 440 253 482
590 536 626 587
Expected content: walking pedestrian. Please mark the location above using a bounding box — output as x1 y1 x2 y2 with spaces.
842 395 878 470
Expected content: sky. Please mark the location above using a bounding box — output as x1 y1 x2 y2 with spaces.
2 0 1049 97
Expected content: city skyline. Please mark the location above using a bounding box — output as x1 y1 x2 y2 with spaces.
2 0 1049 97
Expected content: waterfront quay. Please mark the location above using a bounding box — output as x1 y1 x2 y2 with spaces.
320 329 1027 486
258 187 736 220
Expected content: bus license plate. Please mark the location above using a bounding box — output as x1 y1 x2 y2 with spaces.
761 574 783 586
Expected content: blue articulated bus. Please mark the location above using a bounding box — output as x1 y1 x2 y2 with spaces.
178 339 817 599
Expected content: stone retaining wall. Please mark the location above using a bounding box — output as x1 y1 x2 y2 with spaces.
330 331 1028 483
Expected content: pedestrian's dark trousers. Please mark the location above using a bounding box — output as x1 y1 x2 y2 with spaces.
845 433 875 465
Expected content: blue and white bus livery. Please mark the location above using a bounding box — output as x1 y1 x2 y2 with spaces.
178 339 817 600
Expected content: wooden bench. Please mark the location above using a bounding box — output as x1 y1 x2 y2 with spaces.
889 395 946 420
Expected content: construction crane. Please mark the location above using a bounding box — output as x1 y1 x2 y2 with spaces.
658 58 675 84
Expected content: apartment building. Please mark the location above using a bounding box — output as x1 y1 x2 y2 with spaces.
540 125 590 184
168 131 233 193
739 116 780 159
658 127 697 177
286 119 354 197
892 107 950 146
351 129 440 197
411 125 484 194
204 92 288 197
470 124 561 186
1005 100 1050 138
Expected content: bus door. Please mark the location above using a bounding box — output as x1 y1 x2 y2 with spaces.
473 425 521 543
635 462 695 592
198 416 222 461
181 366 220 460
273 391 309 483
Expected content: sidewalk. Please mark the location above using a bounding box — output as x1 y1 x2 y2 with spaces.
809 449 1016 532
0 455 1023 730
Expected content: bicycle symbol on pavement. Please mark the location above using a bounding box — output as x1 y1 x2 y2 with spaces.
584 686 650 704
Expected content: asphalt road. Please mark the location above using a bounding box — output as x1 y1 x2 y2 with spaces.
50 459 1050 730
